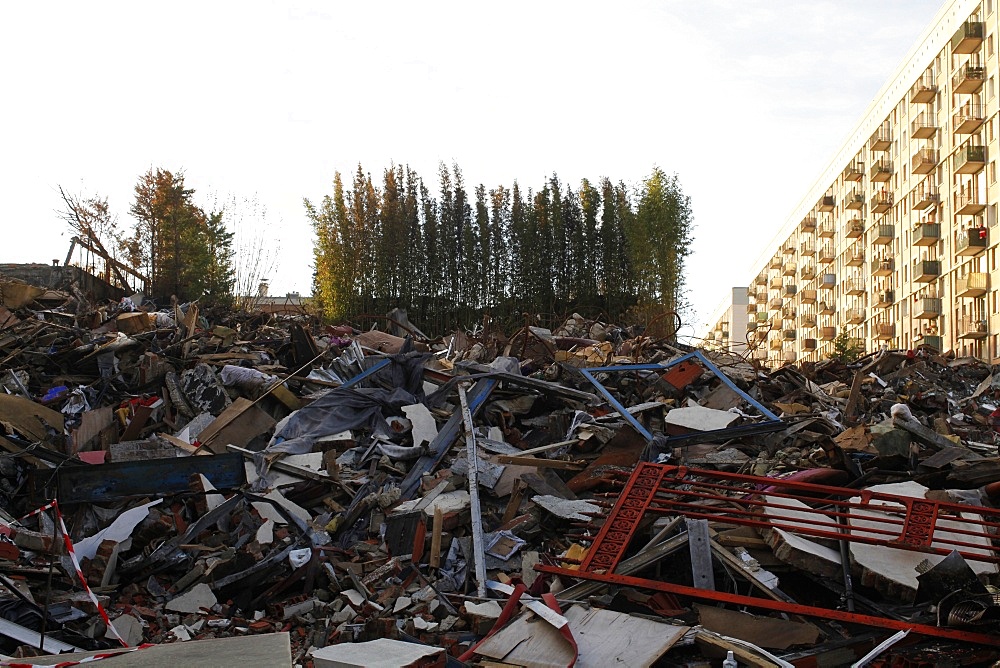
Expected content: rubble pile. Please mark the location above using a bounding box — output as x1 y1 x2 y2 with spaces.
1 272 1000 666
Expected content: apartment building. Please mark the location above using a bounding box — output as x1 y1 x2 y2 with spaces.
702 287 749 355
744 0 1000 366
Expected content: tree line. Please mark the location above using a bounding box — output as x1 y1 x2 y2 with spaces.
307 164 693 336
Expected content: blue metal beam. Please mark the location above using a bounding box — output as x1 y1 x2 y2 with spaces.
578 350 780 444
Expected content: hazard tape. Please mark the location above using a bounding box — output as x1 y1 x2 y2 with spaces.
1 644 155 668
19 501 128 648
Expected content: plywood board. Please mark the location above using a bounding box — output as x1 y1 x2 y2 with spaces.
475 605 687 668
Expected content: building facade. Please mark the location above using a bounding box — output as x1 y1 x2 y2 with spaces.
702 287 749 355
744 0 1000 366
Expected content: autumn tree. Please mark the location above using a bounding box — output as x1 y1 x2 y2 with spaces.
126 168 235 305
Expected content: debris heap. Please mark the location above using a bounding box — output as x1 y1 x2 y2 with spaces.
1 273 999 666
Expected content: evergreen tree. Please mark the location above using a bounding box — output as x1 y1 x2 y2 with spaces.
578 178 601 306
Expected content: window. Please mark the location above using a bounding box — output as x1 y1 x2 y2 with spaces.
992 161 998 184
990 34 996 56
990 76 996 100
991 203 998 228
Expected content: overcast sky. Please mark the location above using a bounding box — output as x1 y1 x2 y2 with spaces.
1 1 942 335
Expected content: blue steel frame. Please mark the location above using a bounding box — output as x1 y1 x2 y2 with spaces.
577 350 781 442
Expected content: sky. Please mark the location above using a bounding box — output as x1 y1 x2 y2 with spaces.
1 0 943 336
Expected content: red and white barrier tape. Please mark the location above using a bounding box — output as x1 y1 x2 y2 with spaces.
19 501 128 648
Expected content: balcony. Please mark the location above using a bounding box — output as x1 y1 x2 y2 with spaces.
818 301 835 315
819 273 836 290
913 223 940 245
910 183 940 210
955 143 986 174
873 258 894 276
957 227 988 256
818 246 835 264
768 297 783 311
953 101 984 134
914 260 941 282
752 349 768 361
746 301 758 314
952 20 984 54
844 277 866 295
957 315 989 340
783 284 797 298
769 338 783 351
782 241 796 255
769 316 781 330
910 72 937 104
910 111 937 138
917 334 942 350
782 306 797 321
843 162 864 182
875 322 895 340
818 195 835 212
871 190 893 214
954 191 986 215
754 289 767 302
845 190 865 210
870 158 893 182
957 272 989 298
800 289 817 304
952 61 986 94
800 313 817 328
819 326 837 341
782 262 797 276
801 216 817 233
770 276 783 289
874 290 894 308
872 224 894 245
869 123 891 152
846 308 866 324
754 272 767 286
920 334 943 352
783 350 797 363
783 329 797 341
746 320 758 332
803 338 818 351
915 297 942 319
755 311 769 323
800 241 815 256
911 148 938 175
845 218 864 238
846 247 865 267
818 220 835 238
800 263 816 280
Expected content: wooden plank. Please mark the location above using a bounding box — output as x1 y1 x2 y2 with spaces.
225 445 340 486
459 384 487 598
160 433 211 456
844 371 863 425
493 455 585 470
429 507 443 569
119 405 154 442
687 518 716 590
198 397 276 453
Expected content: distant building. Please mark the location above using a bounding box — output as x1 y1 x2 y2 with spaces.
701 287 749 355
252 280 310 316
728 0 1000 366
